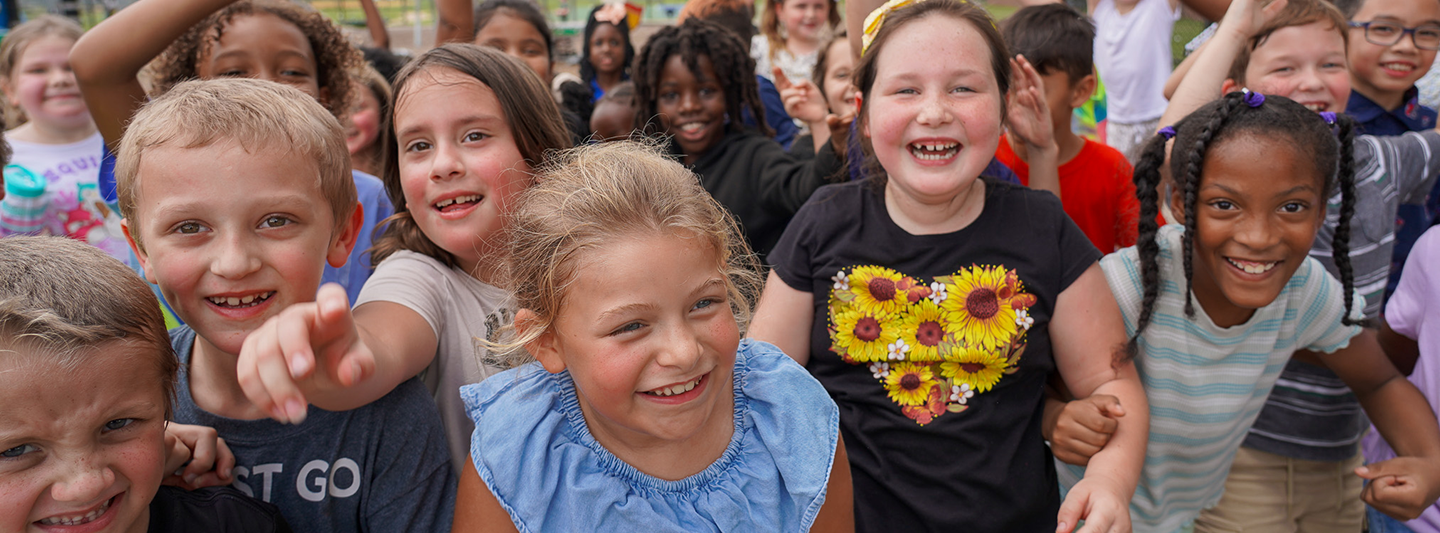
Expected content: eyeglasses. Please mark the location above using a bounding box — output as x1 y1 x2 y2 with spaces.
1349 21 1440 51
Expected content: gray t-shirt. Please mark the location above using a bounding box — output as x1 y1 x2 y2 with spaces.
170 326 456 532
355 250 511 471
1245 130 1440 461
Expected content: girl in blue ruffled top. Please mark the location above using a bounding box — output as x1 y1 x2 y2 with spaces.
452 141 854 532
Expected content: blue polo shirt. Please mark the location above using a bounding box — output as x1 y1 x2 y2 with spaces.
1348 88 1440 301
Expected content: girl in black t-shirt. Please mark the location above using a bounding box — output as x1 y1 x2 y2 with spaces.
750 1 1148 531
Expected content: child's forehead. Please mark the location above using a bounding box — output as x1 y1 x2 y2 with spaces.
1353 0 1440 21
134 141 327 207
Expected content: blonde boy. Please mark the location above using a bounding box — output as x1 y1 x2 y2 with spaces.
116 78 455 532
0 235 289 532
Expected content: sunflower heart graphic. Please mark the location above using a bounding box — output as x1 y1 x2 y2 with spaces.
829 264 1036 425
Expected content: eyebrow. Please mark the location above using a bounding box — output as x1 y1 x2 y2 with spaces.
396 114 506 139
147 193 316 221
1202 182 1317 197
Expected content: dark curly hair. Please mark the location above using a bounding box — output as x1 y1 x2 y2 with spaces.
1127 92 1359 358
579 4 635 86
150 0 363 120
633 19 770 138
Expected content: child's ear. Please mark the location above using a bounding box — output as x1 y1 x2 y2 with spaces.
1167 184 1186 223
1068 74 1097 109
326 201 364 268
1220 78 1241 96
855 93 867 138
516 309 566 374
121 218 159 285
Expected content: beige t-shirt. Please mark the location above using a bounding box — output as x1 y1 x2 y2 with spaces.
356 250 512 472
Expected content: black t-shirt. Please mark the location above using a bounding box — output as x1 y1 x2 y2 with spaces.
149 486 291 533
770 178 1100 532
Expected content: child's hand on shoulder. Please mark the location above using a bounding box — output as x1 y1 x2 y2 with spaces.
1057 472 1133 533
1049 394 1125 467
1358 457 1440 521
237 283 376 424
1005 56 1057 155
163 422 234 490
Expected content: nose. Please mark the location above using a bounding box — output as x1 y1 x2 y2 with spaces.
915 92 953 127
1234 212 1279 251
210 230 263 280
430 141 465 181
653 322 703 372
50 456 116 504
1294 66 1326 93
677 91 701 114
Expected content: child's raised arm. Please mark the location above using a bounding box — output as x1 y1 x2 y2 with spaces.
71 0 235 147
1318 329 1440 520
1006 55 1061 200
1159 0 1288 129
1048 263 1149 533
237 284 440 423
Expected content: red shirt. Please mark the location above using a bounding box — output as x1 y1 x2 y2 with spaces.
996 134 1139 252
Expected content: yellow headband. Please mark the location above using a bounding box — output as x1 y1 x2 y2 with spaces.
860 0 994 56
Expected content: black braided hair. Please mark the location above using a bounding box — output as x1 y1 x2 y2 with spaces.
1128 92 1359 354
632 18 771 138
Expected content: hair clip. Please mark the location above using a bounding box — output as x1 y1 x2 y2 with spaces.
1319 111 1337 125
1158 126 1176 140
1240 88 1265 108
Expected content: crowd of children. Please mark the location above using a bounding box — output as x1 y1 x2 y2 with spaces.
7 0 1440 530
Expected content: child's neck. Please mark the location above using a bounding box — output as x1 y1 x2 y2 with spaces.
1350 77 1409 112
1191 279 1258 329
579 378 736 481
7 119 96 145
1008 128 1085 168
884 177 987 235
189 335 273 420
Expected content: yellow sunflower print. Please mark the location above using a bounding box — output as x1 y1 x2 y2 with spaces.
940 347 1008 393
942 265 1019 352
884 362 938 406
897 299 959 363
847 266 910 317
833 307 900 363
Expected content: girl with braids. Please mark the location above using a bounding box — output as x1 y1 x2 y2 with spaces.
71 0 391 304
750 0 1147 531
1054 91 1440 533
633 18 845 258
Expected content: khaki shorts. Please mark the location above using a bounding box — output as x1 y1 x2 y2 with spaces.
1193 446 1364 533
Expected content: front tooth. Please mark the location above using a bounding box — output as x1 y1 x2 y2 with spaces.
684 380 696 392
226 297 240 306
240 295 255 304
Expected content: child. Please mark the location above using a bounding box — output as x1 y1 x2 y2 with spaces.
0 16 131 267
590 81 637 141
1090 0 1180 160
580 2 635 103
473 0 590 141
996 3 1139 253
633 19 844 258
754 0 840 85
452 140 853 532
71 0 392 305
346 64 391 180
236 44 573 472
114 78 455 531
1058 91 1440 533
677 0 802 149
749 0 1149 530
783 32 855 159
0 235 291 532
1366 224 1440 532
1148 0 1440 528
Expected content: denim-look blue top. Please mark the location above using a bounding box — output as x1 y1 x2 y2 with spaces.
460 339 840 532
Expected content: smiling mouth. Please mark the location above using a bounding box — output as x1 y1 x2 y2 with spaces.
434 194 482 212
1302 102 1328 112
37 495 113 527
676 121 707 135
1227 258 1278 275
1382 62 1416 73
207 291 275 308
909 142 959 161
644 374 704 397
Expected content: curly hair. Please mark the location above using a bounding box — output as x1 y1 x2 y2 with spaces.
1127 92 1359 358
579 4 635 86
633 19 770 138
150 0 363 120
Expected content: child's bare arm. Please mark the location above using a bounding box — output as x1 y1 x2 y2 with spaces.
163 422 234 489
1049 263 1148 533
1160 0 1288 129
846 0 884 60
1164 38 1209 101
236 284 440 422
358 0 390 50
750 271 816 366
1320 328 1440 520
453 455 520 533
1380 320 1421 376
71 0 235 147
1006 55 1061 200
1180 0 1233 24
435 0 475 45
1044 394 1125 466
810 436 855 532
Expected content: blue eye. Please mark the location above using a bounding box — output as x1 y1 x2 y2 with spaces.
104 419 134 432
1 444 35 458
612 322 644 336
